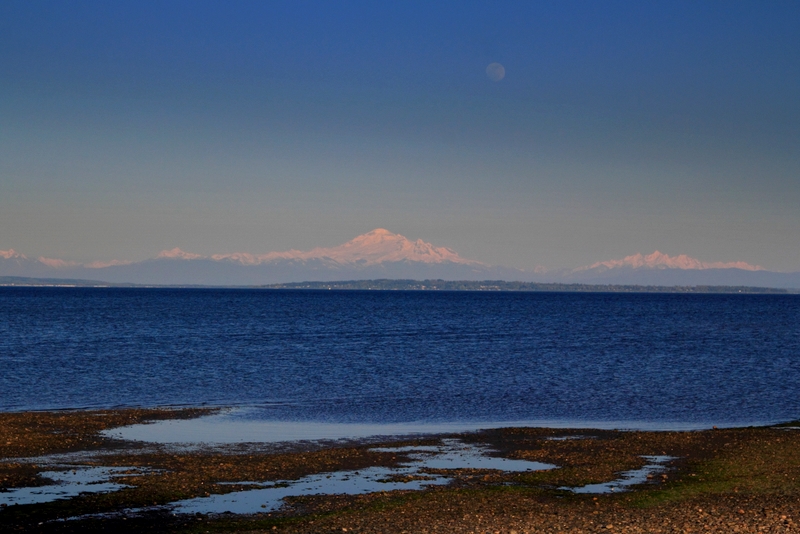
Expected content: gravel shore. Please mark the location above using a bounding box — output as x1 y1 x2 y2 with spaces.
1 410 798 533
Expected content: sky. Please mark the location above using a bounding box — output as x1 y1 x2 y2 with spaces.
1 1 799 271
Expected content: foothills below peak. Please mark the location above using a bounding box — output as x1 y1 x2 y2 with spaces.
0 235 776 281
150 229 482 267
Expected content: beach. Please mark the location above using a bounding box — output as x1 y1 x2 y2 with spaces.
1 408 798 533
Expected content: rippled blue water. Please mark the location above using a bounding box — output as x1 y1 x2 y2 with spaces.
1 288 799 426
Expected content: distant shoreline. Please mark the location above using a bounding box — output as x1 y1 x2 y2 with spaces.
262 279 794 294
0 275 795 293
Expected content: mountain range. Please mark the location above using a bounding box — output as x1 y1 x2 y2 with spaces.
2 228 800 288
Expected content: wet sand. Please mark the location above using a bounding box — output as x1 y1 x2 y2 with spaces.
1 408 798 533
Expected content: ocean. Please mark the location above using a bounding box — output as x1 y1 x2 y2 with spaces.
2 287 799 429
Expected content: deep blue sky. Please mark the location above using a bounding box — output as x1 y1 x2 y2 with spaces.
2 1 799 270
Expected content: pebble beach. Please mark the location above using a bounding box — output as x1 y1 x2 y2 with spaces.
1 409 798 533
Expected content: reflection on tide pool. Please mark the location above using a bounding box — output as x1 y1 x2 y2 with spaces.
563 455 675 494
0 466 152 506
1 440 682 517
102 408 728 446
102 414 504 444
168 439 556 515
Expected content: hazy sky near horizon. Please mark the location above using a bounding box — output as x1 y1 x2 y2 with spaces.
2 1 799 271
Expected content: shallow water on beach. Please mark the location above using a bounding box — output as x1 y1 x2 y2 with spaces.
166 439 556 515
4 439 556 515
0 466 152 506
563 455 675 494
2 288 800 428
103 410 736 445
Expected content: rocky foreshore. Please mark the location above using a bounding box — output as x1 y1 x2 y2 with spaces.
1 409 798 533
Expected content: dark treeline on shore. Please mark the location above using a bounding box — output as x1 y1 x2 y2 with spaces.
264 279 792 294
0 275 793 293
0 276 137 287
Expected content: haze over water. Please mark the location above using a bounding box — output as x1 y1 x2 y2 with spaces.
2 288 799 429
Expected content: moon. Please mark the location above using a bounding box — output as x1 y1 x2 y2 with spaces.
486 62 505 81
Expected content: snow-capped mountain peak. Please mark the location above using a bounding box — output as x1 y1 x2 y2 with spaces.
208 229 482 266
576 251 763 272
156 248 205 260
0 249 26 260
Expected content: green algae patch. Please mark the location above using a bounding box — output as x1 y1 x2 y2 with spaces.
627 427 800 509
